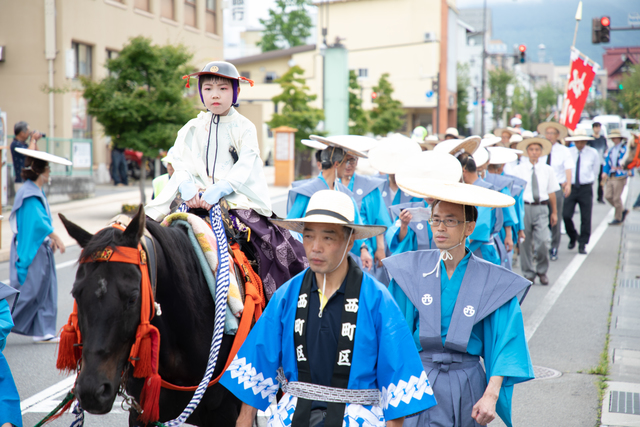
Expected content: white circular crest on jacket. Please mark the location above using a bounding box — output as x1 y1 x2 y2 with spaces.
463 305 475 317
422 294 433 306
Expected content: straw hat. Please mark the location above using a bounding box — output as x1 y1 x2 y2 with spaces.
565 129 594 142
481 134 502 148
473 146 489 168
395 176 515 208
487 147 519 165
302 139 328 150
270 190 386 240
537 121 568 140
395 151 463 185
367 135 422 174
14 148 72 166
310 135 375 157
433 136 481 157
510 117 522 127
161 147 176 164
608 130 628 141
521 130 534 139
516 137 552 156
493 127 519 137
509 134 523 144
442 127 460 139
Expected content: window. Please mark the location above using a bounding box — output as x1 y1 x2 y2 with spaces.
72 42 92 78
206 0 217 34
161 0 175 20
135 0 150 11
106 49 118 76
265 72 277 83
357 68 368 78
240 71 251 79
184 0 197 28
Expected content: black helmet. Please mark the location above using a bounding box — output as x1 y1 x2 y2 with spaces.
182 61 254 106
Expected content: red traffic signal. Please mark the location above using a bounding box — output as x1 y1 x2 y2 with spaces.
600 16 610 27
518 44 527 53
371 92 378 100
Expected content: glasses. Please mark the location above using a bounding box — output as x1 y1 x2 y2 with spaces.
344 157 358 166
428 218 468 228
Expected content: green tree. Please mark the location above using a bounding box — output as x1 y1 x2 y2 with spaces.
457 63 471 131
511 84 533 130
267 66 324 177
370 73 404 136
488 69 514 128
620 65 640 119
533 84 559 130
348 70 370 135
258 0 312 52
82 36 197 203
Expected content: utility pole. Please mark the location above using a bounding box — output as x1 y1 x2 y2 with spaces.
480 0 487 135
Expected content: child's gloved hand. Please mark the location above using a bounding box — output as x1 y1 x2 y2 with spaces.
179 181 198 202
201 181 233 208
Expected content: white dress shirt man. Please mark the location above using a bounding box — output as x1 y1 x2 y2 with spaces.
513 138 560 285
537 122 572 261
563 131 601 254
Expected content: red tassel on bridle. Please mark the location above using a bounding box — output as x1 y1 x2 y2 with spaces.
56 301 82 373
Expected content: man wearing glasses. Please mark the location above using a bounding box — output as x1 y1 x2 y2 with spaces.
384 169 534 427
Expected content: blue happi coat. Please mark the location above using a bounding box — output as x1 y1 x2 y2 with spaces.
467 178 501 266
384 250 533 427
9 180 58 337
386 201 435 255
380 175 423 211
287 175 372 257
483 173 519 270
220 269 437 426
347 173 393 283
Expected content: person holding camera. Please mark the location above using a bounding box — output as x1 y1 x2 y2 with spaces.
10 122 42 190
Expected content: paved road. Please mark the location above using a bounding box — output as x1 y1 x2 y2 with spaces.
1 186 628 426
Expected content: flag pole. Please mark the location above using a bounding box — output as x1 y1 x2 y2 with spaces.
572 1 583 47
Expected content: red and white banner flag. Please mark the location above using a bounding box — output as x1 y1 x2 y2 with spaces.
560 48 599 131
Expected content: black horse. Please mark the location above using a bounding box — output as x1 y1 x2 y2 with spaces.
60 206 241 426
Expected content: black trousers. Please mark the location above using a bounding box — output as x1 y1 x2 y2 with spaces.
597 165 604 201
563 183 593 245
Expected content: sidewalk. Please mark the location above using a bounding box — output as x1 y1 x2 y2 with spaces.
602 173 640 426
0 166 289 263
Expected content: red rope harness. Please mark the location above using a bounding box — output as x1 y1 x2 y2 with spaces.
56 224 265 421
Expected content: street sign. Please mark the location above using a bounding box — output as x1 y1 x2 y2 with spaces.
629 12 640 27
426 91 434 98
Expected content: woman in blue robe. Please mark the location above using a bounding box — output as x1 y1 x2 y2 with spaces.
9 149 68 342
0 282 22 427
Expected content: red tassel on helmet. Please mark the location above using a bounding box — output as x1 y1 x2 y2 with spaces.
182 75 191 88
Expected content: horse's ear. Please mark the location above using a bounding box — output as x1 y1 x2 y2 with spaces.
122 205 146 246
59 214 93 248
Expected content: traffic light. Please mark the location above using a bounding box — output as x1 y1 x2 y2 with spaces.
592 18 602 44
518 45 526 63
371 91 378 100
599 16 611 43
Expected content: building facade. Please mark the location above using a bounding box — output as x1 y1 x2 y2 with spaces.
0 0 223 174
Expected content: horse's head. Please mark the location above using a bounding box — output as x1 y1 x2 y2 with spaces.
60 207 147 414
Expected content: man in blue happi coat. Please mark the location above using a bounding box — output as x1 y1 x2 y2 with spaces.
383 173 534 427
287 138 374 269
221 190 437 427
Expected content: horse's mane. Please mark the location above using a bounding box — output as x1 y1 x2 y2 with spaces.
78 220 207 318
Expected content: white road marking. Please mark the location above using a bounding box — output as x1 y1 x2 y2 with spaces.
20 376 75 414
524 186 628 342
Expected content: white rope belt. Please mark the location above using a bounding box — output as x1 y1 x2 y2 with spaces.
277 369 381 406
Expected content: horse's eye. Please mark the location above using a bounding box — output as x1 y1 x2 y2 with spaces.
126 295 138 307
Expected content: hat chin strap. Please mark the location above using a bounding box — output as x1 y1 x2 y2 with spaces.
319 228 353 318
424 205 468 278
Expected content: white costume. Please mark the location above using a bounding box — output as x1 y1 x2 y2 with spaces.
146 108 272 221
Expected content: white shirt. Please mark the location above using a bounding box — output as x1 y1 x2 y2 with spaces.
503 159 520 176
540 142 573 184
569 145 600 185
512 159 560 203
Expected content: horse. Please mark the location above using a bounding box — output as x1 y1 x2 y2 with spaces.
60 205 242 426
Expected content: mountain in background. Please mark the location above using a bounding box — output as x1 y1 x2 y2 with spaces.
458 0 639 66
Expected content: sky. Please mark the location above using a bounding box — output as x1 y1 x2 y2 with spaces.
456 0 640 66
